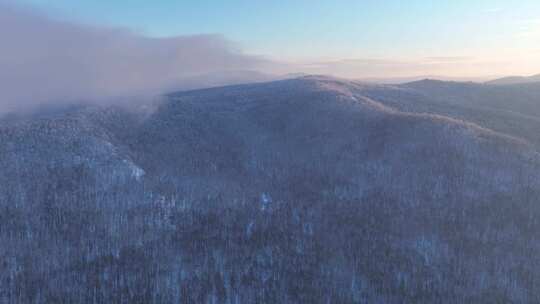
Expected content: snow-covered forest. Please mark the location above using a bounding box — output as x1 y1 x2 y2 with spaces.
2 77 540 303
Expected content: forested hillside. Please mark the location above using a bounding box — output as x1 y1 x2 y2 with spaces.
1 77 540 303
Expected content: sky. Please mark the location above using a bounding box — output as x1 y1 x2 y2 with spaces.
1 0 540 112
14 0 540 76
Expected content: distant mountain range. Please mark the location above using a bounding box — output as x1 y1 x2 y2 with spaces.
358 75 492 84
486 73 540 85
356 73 540 85
2 76 540 303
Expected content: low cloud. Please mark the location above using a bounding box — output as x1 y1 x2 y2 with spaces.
424 56 475 63
0 3 267 113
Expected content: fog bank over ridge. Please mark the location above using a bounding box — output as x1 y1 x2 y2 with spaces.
0 2 268 113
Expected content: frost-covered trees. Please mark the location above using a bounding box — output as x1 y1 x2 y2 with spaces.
2 77 540 303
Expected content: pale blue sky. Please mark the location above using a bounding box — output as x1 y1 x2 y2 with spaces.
13 0 540 77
